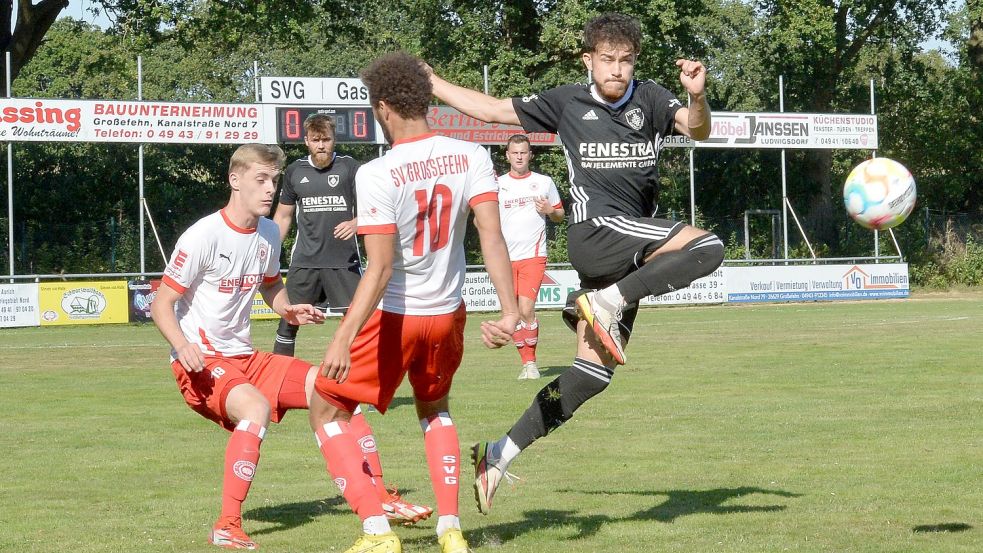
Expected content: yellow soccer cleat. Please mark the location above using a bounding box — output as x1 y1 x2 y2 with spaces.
343 531 402 553
437 528 472 553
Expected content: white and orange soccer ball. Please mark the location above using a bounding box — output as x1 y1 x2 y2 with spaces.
843 157 917 230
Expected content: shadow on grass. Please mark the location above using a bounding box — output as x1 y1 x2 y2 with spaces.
243 496 348 536
461 486 802 545
912 522 972 533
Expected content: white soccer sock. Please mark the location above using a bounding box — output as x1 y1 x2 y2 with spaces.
362 515 391 535
596 284 627 311
435 515 461 538
492 435 521 471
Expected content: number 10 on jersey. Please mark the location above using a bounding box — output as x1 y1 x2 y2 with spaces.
413 184 452 256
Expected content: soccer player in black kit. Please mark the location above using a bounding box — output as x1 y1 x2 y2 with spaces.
429 12 725 514
272 114 362 356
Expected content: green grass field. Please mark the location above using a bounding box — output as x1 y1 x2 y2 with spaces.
1 292 981 552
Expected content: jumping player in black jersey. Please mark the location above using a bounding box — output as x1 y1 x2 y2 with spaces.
272 114 362 356
429 12 725 514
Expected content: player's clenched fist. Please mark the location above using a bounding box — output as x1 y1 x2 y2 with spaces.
675 59 706 96
176 342 205 372
481 313 519 349
320 339 352 383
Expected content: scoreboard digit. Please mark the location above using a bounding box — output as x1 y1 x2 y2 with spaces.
275 106 376 144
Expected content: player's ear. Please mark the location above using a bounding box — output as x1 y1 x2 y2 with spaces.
228 172 240 191
581 52 593 72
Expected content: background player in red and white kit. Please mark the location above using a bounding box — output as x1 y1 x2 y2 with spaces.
498 134 565 380
428 12 724 516
150 144 419 550
306 52 518 553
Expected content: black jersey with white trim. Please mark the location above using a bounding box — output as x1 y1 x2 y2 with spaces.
278 154 360 268
512 80 684 224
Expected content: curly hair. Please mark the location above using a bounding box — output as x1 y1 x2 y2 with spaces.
361 52 432 119
584 13 642 54
304 113 336 137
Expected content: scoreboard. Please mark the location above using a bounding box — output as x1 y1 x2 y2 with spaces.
275 106 376 144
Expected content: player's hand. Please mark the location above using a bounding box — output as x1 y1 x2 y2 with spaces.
534 196 554 216
176 342 205 373
320 338 352 383
481 313 519 349
420 61 435 78
676 59 706 96
334 219 357 240
284 303 325 326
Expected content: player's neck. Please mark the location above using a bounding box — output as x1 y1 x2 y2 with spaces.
509 169 531 178
222 203 259 231
387 118 432 145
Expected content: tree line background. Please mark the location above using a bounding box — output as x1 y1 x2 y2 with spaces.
2 0 982 286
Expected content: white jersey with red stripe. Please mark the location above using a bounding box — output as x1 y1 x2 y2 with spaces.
162 210 281 357
356 132 498 315
497 171 562 261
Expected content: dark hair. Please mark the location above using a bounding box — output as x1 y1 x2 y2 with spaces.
304 113 336 137
361 51 432 119
584 13 642 54
506 134 531 148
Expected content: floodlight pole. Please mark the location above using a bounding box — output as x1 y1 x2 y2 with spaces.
138 56 146 275
779 75 789 261
870 78 879 260
6 51 13 279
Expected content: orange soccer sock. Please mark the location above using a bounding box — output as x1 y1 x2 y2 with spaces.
521 320 539 363
220 420 265 521
422 412 460 516
348 409 388 500
315 420 385 519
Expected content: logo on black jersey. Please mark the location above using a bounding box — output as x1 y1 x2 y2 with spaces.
668 99 682 108
625 108 644 130
328 174 340 187
300 176 310 184
582 109 599 121
522 94 539 103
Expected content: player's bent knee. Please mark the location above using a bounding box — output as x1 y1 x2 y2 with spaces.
689 233 725 276
225 383 272 426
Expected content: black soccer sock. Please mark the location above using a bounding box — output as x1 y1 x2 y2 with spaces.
272 319 299 356
507 357 613 450
617 233 725 304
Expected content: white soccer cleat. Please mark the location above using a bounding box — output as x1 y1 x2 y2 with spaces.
517 361 540 380
576 291 626 364
471 442 520 515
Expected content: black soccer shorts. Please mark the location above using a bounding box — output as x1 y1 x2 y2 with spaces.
285 265 361 314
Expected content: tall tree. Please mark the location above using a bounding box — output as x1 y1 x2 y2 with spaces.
0 0 70 85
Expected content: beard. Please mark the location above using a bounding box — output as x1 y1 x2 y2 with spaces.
311 151 333 168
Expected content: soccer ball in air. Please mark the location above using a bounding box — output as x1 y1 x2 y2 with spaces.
843 157 916 230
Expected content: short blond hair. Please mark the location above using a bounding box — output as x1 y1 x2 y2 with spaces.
229 143 285 175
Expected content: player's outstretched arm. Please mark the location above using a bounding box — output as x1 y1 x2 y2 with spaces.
673 59 712 141
472 200 520 348
320 233 395 383
150 282 205 372
427 66 521 126
261 279 325 326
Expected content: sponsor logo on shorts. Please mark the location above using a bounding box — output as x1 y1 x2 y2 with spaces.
233 460 256 481
334 477 347 493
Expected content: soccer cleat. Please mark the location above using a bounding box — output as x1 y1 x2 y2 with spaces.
343 531 402 553
437 528 472 553
517 361 540 380
381 488 433 525
210 518 258 550
471 442 520 515
575 291 626 365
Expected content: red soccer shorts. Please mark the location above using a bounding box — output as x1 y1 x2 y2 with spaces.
314 303 467 414
171 351 313 431
512 256 547 300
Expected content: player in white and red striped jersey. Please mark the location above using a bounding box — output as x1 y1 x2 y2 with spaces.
497 134 565 380
307 52 519 553
151 144 425 551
